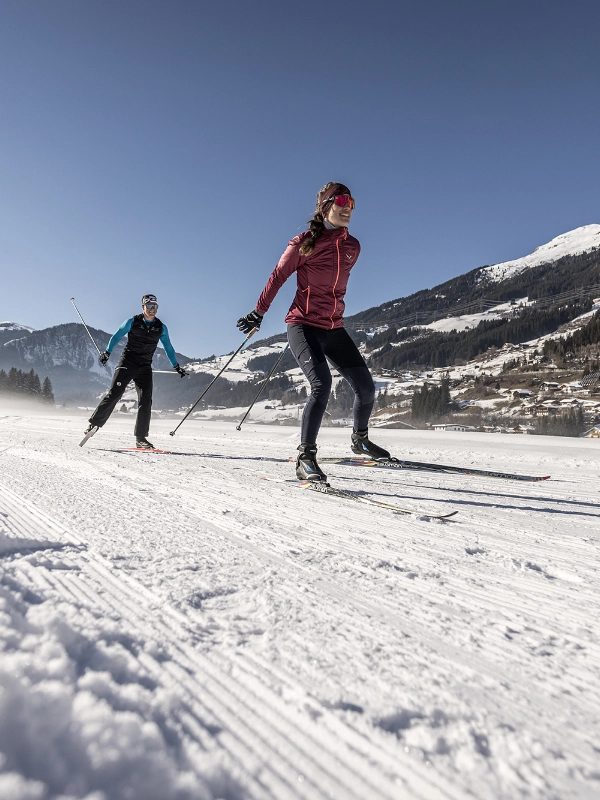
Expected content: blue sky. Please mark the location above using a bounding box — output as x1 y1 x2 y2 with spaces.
1 0 599 358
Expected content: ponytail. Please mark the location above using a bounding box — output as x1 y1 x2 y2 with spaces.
299 181 351 256
299 211 326 256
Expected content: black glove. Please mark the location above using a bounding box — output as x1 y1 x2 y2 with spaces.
174 364 188 378
236 310 263 335
99 351 110 366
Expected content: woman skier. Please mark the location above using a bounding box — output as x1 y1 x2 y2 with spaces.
236 181 390 481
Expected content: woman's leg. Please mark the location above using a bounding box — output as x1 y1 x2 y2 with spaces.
323 328 375 431
325 329 390 459
287 324 332 444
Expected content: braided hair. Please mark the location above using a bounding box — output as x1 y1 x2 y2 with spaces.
299 182 352 256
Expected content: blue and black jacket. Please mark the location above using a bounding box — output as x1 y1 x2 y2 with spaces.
106 315 178 367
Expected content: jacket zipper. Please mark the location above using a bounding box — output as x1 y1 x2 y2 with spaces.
300 286 311 315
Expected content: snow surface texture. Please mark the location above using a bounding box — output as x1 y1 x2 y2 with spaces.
0 412 599 800
480 224 600 284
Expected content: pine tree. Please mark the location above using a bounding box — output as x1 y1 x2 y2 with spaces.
42 377 55 404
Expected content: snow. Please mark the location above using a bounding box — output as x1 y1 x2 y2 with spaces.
0 322 35 333
1 410 600 799
480 224 600 284
186 342 288 384
419 299 529 334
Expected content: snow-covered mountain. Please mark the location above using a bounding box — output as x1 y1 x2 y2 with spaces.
0 321 35 347
348 223 600 332
0 323 190 404
479 224 600 284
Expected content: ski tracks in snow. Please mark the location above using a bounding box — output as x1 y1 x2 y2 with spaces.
1 415 600 799
0 481 442 800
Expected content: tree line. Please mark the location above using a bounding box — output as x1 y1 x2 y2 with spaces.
411 377 452 421
0 368 55 403
346 246 600 330
542 309 600 364
364 302 591 371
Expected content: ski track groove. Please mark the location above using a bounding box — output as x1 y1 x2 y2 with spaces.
135 459 600 643
1 423 600 798
6 448 600 709
0 479 469 800
6 446 600 675
29 452 600 768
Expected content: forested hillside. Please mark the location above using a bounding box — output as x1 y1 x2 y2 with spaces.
345 247 600 329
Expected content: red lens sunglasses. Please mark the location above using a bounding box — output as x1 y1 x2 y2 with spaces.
325 194 355 210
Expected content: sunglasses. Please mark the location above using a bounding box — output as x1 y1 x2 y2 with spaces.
327 195 355 210
144 303 158 310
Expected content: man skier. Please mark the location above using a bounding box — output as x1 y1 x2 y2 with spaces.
81 294 187 448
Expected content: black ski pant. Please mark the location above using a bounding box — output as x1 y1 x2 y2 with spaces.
287 324 375 444
89 358 153 438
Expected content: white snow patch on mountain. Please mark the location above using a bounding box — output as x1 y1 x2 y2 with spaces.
185 341 288 383
480 224 600 284
422 298 530 334
0 322 35 333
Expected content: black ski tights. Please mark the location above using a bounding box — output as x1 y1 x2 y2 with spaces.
287 324 375 444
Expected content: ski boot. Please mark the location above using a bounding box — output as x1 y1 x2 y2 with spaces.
296 442 327 482
135 437 155 450
79 425 99 447
350 429 390 461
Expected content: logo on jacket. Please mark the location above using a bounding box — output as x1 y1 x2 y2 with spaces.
345 253 353 260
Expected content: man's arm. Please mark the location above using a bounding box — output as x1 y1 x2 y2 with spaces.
106 318 134 353
159 323 179 367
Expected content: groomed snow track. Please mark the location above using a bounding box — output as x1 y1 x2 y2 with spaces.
1 413 599 800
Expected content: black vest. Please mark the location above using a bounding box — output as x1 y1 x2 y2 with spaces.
121 314 164 365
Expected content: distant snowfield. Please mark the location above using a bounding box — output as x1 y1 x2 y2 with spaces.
480 224 600 284
1 411 599 800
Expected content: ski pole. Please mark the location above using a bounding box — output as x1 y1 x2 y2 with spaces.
236 344 289 430
71 297 103 355
169 327 259 436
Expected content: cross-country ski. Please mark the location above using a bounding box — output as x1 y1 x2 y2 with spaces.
318 456 552 482
257 472 458 518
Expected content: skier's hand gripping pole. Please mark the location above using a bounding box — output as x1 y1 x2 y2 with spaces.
169 327 260 437
236 343 289 431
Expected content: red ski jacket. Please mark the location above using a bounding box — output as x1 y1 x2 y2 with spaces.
256 226 360 330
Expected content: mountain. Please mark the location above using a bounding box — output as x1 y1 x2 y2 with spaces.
343 224 600 331
0 323 190 405
479 224 600 284
3 224 600 417
0 322 35 348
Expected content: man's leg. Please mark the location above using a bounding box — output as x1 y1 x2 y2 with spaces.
133 367 153 439
89 364 132 428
